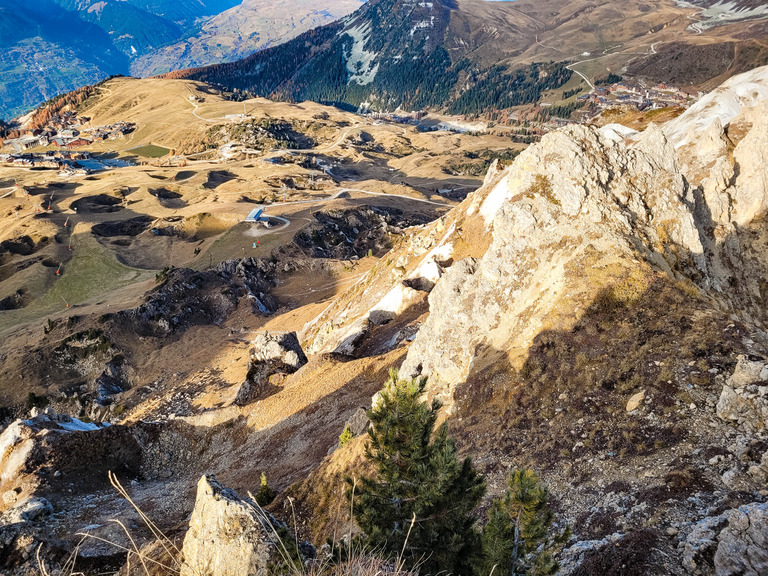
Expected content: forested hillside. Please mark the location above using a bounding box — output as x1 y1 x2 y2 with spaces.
169 0 572 113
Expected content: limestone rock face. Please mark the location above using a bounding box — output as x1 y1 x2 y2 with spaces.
400 122 704 403
235 331 308 405
716 357 768 433
714 503 768 576
395 66 768 410
180 475 274 576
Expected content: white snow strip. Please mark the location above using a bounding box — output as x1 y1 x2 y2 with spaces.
57 418 106 432
599 123 639 143
343 23 379 85
480 173 512 225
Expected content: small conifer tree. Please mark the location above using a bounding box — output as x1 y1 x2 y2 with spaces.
476 469 566 576
255 471 276 507
348 369 486 575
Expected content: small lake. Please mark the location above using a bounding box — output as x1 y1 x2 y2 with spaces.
74 157 134 171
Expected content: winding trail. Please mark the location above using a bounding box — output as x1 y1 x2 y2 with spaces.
185 98 228 124
567 63 595 91
0 187 16 200
565 46 635 91
340 187 451 207
535 33 565 54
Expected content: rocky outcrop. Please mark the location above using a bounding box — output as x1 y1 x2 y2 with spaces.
294 206 430 259
714 502 768 576
94 356 131 407
115 258 278 338
400 122 705 403
716 356 768 435
234 332 308 405
394 66 768 410
0 411 143 517
683 502 768 575
180 475 274 576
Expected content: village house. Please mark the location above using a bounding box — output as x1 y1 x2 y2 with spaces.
5 135 42 152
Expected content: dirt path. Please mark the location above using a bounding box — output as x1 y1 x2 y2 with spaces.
567 62 595 91
535 33 565 54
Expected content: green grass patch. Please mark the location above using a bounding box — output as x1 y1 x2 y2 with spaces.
0 234 151 331
45 235 146 305
127 144 171 158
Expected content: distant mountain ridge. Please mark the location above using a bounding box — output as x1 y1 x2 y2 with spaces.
168 0 768 115
167 0 573 114
0 0 364 120
130 0 366 77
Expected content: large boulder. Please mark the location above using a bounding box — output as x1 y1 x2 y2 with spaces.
682 502 768 575
716 357 768 433
234 332 307 405
180 475 274 576
714 502 768 576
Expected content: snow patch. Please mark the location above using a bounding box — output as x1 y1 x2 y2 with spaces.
343 23 379 86
600 123 639 143
369 284 424 325
410 17 435 37
480 173 512 225
56 418 107 432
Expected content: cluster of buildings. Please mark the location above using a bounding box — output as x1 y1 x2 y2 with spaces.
363 108 427 125
1 111 134 153
0 149 93 174
80 121 135 142
576 81 695 118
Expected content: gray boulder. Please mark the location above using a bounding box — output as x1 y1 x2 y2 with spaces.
716 357 768 433
180 475 274 576
234 331 308 405
682 502 768 575
714 502 768 576
1 497 53 524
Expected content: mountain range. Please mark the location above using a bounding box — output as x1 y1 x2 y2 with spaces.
0 0 363 120
171 0 768 113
